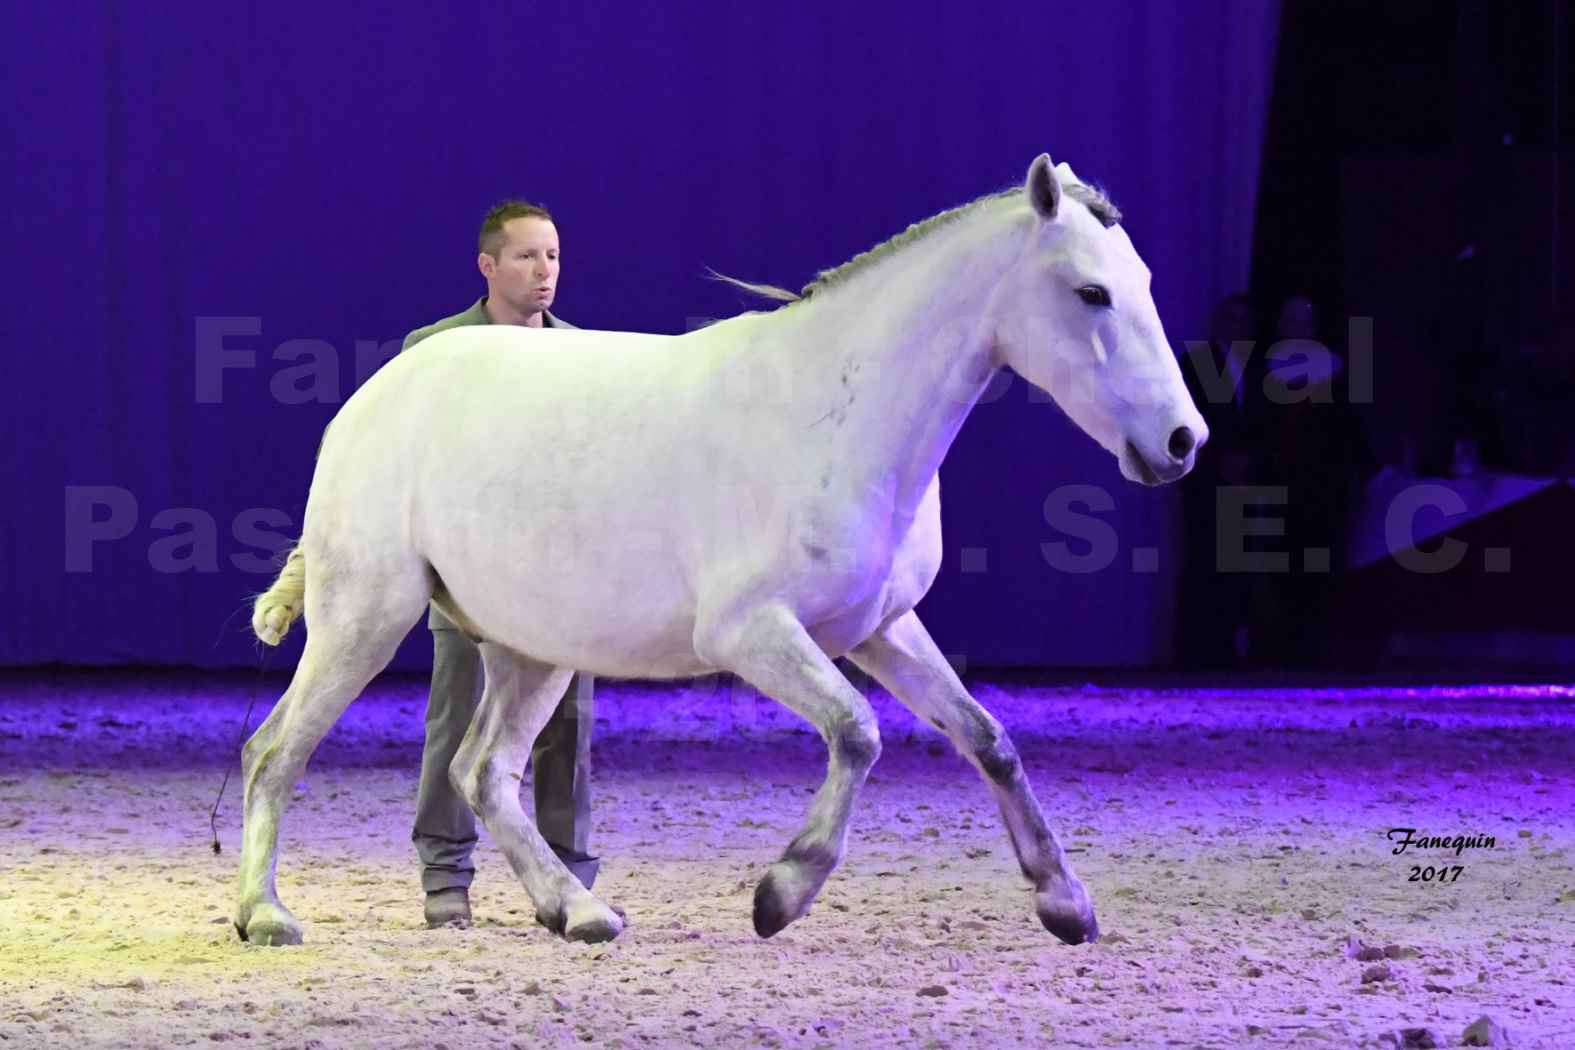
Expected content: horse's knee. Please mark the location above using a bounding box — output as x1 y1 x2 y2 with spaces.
834 718 882 770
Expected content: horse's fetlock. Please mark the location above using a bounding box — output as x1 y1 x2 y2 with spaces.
783 836 839 872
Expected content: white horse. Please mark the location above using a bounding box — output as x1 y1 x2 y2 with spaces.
237 154 1206 947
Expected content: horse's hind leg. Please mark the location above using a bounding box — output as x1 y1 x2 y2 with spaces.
449 643 623 943
234 559 426 946
849 609 1098 945
695 603 882 938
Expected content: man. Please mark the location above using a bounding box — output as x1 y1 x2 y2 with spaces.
1251 294 1376 667
401 200 599 929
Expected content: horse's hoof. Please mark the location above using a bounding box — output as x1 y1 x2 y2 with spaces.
238 902 304 947
563 898 623 944
752 864 815 939
753 879 791 938
1036 881 1099 945
1038 904 1099 945
248 920 305 947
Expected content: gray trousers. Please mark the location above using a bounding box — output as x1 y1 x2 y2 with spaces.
413 606 595 893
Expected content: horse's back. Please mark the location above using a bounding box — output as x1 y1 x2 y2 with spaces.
323 325 697 469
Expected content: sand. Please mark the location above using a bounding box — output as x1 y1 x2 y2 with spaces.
1 669 1571 1048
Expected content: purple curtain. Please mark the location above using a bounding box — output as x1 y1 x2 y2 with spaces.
0 2 1278 668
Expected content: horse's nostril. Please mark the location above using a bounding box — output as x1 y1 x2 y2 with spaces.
1168 426 1196 461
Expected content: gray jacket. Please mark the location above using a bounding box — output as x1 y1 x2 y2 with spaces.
401 297 576 352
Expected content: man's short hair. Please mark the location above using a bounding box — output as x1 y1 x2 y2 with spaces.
479 200 554 258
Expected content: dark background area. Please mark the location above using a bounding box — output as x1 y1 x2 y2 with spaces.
1212 0 1573 671
2 2 1568 672
1252 0 1572 474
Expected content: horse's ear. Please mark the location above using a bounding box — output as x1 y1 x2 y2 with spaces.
1027 154 1061 220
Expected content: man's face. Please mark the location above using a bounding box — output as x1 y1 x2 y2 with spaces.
481 217 560 314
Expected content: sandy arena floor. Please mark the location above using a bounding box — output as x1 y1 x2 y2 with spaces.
0 669 1571 1048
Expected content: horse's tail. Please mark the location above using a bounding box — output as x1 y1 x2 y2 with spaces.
252 543 306 646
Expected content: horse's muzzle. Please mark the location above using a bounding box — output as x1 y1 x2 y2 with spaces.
1123 440 1189 486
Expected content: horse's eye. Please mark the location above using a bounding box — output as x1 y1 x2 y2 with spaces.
1076 285 1112 308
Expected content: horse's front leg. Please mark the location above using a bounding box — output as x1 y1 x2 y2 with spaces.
850 609 1098 944
450 643 623 943
695 603 882 938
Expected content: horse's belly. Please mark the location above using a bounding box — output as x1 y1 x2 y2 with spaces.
484 600 707 679
432 551 710 678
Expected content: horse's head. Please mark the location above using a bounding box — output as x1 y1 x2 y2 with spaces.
989 154 1206 485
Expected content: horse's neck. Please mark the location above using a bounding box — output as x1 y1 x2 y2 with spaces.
788 202 1023 520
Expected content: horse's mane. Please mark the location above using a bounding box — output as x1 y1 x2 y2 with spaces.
1064 183 1122 229
796 187 1020 300
711 178 1122 306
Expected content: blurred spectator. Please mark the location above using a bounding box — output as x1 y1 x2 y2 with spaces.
1422 245 1508 476
1498 314 1575 476
1247 294 1378 666
1176 293 1263 668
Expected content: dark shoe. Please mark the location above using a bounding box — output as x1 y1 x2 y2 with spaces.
550 844 601 890
424 886 472 929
